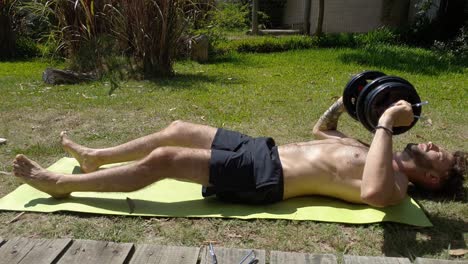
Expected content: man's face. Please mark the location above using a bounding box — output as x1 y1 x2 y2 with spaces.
404 142 454 181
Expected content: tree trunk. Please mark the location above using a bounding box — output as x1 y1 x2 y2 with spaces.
0 10 15 60
251 0 259 35
315 0 324 36
303 0 312 35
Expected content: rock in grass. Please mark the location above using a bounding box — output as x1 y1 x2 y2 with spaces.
0 138 6 145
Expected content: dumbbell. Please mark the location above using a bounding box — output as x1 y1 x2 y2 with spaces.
343 71 422 135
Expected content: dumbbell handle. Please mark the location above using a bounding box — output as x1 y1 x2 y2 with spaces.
391 101 428 120
412 101 429 107
391 100 429 107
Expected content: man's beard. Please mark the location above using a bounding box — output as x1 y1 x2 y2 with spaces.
404 143 433 169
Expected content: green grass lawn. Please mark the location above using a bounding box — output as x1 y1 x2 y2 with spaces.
0 46 467 261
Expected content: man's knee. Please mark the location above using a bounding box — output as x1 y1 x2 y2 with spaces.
163 120 191 137
140 147 181 169
168 120 189 131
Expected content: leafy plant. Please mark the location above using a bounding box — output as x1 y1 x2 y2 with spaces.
354 28 398 46
15 36 41 58
312 33 356 48
209 2 249 31
20 0 214 78
433 26 468 63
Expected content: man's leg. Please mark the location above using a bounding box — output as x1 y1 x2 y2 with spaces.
62 120 217 172
12 146 211 198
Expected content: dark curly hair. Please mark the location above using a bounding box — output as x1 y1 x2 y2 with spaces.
434 151 467 200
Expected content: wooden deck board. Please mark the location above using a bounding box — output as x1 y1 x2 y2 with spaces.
0 237 71 264
344 255 412 263
414 258 468 264
129 244 199 264
270 251 337 263
56 239 133 264
0 237 465 263
199 246 266 264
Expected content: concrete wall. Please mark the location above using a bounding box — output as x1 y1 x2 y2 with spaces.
283 0 305 29
315 0 384 33
282 0 437 33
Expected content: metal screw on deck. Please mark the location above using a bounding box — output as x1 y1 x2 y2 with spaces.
209 242 218 264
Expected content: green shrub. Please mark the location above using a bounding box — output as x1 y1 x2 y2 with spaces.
432 26 468 63
193 27 228 57
215 32 381 55
213 29 402 56
223 35 314 53
15 37 41 59
190 2 250 57
311 33 356 48
354 28 398 46
211 2 249 31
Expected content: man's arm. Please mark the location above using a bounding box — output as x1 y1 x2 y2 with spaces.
360 101 413 207
312 97 348 140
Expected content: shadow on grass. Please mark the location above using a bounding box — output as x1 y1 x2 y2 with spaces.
407 185 467 204
147 72 246 89
382 187 467 259
206 53 246 65
338 46 467 76
382 214 467 260
205 52 266 70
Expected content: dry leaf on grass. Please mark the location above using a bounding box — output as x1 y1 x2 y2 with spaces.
7 212 25 224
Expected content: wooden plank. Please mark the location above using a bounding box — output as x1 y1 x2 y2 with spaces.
270 251 337 264
0 237 71 264
16 238 71 264
199 246 266 264
56 239 133 264
129 244 199 264
344 255 411 264
414 258 468 264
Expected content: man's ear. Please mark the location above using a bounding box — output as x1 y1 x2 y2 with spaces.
424 172 441 188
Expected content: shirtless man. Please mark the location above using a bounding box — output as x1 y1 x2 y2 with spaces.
12 98 466 207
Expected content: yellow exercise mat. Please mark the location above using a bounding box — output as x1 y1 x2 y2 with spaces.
0 158 432 226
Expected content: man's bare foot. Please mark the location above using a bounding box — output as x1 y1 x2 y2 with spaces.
12 154 70 198
60 131 100 173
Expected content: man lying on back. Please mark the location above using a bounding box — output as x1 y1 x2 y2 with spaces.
12 98 466 207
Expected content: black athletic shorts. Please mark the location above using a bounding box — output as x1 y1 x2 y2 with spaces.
202 128 284 204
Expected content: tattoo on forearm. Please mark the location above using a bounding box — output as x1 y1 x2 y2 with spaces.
317 99 345 131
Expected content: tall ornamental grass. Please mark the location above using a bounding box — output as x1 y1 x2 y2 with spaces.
25 0 214 77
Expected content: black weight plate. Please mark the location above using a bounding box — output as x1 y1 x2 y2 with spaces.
362 84 392 133
364 82 422 135
343 70 386 120
355 75 412 128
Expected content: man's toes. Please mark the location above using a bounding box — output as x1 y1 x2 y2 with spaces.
17 155 34 166
60 131 68 139
15 154 29 164
20 155 31 163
